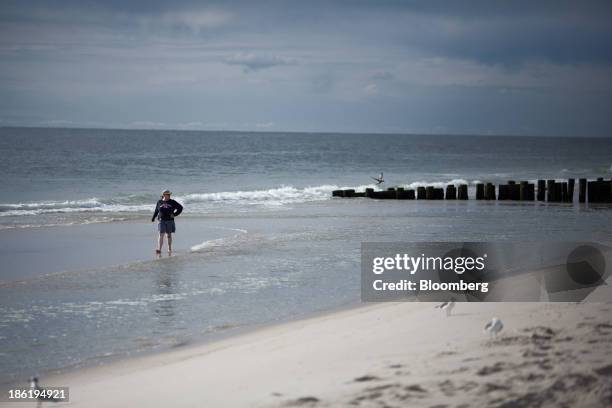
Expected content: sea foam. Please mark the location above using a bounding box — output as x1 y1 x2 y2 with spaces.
1 179 491 220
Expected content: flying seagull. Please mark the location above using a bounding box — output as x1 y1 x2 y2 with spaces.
371 172 384 185
29 377 61 406
435 300 455 317
484 317 504 338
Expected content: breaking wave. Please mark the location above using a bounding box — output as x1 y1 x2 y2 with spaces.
401 179 481 190
0 179 486 220
0 198 150 217
181 184 375 206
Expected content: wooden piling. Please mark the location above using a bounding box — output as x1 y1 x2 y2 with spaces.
382 190 396 199
485 183 496 200
537 180 546 201
525 183 535 200
331 176 611 204
417 187 426 200
554 182 563 202
508 183 520 200
546 180 555 202
597 178 604 202
476 183 485 200
445 185 457 200
372 190 396 199
600 179 612 203
396 187 412 200
458 184 468 200
587 181 597 203
579 179 587 203
519 181 528 201
426 186 435 200
498 185 508 200
589 178 610 204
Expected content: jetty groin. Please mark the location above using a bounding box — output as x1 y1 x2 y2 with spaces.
331 178 612 204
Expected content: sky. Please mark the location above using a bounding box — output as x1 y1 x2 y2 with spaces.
1 0 612 136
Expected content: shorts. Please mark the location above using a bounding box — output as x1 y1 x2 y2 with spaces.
158 220 176 234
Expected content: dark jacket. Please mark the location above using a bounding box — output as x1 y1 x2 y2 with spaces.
152 199 183 222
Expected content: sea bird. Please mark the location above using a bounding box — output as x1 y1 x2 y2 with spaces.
29 377 60 406
371 172 384 185
484 317 504 338
435 300 456 316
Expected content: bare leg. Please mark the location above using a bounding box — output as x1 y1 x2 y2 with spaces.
167 233 172 253
157 233 165 253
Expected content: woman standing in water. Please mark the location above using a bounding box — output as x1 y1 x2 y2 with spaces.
151 190 183 254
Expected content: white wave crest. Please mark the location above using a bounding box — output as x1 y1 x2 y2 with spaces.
0 198 103 210
181 184 374 207
0 201 151 217
402 179 477 189
190 228 248 252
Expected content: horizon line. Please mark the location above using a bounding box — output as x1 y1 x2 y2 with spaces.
0 124 610 139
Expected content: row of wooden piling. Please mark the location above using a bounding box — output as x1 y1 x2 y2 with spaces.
331 177 612 204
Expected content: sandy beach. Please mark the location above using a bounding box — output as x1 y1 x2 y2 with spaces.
3 280 611 408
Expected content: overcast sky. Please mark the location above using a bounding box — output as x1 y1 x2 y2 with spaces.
1 0 612 136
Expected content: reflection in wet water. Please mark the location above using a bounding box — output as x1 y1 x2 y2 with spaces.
153 268 178 321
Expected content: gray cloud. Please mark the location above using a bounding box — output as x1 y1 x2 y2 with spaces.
1 1 612 136
223 53 297 72
370 71 394 81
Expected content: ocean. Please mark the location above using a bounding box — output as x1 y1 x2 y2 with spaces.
1 127 611 385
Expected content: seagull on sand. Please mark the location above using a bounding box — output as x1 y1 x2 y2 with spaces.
484 317 504 338
371 172 384 185
435 300 455 316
